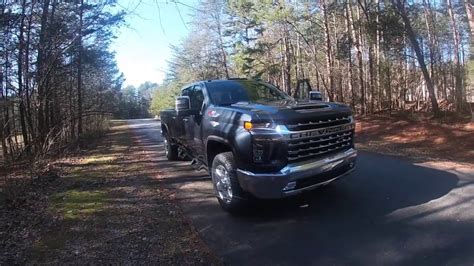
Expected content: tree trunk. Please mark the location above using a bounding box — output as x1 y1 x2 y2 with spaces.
77 0 84 136
3 47 13 156
345 0 356 108
322 0 335 102
358 0 376 113
393 0 440 115
368 44 375 113
282 34 292 95
215 12 229 79
465 0 474 106
36 0 51 145
423 0 438 100
447 0 463 110
375 0 382 111
331 12 343 102
25 6 35 145
0 70 8 160
17 0 30 152
354 3 366 114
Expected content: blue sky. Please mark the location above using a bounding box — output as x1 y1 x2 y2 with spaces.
111 0 197 87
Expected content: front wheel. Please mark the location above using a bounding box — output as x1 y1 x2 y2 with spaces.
211 152 248 213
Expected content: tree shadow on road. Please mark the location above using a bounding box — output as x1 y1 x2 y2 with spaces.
129 119 473 265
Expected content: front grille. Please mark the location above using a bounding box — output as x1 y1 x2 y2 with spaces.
286 115 354 162
286 115 352 131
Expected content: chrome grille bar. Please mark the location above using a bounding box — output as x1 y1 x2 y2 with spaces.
288 123 354 140
288 143 352 161
286 116 351 130
288 131 353 148
285 114 354 162
288 137 352 156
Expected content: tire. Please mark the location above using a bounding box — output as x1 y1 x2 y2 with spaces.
211 152 248 213
164 135 178 161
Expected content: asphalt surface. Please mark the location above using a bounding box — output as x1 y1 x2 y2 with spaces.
128 119 474 266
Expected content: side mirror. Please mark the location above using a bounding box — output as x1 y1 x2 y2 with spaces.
309 91 322 101
175 96 190 116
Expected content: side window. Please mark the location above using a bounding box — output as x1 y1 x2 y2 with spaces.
190 85 204 110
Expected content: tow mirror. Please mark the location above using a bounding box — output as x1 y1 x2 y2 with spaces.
175 96 190 116
309 91 322 101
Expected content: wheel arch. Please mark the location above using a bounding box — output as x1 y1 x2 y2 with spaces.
206 136 234 167
161 123 169 136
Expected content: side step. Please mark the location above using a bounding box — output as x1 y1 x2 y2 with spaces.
191 158 207 172
178 147 188 160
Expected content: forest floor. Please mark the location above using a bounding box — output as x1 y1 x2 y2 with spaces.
356 113 474 165
0 121 220 264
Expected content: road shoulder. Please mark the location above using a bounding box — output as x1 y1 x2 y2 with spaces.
1 121 219 264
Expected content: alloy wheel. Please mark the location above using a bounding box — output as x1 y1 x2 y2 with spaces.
214 165 233 203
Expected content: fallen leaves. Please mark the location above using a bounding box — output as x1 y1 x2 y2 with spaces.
1 121 220 265
356 115 474 164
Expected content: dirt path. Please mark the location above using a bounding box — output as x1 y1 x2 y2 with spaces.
3 121 218 264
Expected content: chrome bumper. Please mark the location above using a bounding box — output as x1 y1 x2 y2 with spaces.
236 148 357 199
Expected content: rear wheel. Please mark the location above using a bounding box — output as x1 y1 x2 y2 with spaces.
211 152 248 213
164 135 178 161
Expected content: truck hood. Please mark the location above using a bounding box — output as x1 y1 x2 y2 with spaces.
228 101 352 122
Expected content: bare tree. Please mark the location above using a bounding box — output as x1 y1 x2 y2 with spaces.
393 0 440 115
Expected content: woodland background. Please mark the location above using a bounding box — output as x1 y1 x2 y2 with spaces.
151 0 474 115
1 0 474 164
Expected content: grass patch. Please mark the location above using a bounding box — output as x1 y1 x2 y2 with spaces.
66 165 123 181
51 190 107 219
64 173 105 184
82 155 117 164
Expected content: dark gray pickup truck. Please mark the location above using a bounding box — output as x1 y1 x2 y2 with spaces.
160 79 357 212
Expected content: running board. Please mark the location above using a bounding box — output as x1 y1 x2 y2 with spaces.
178 147 188 159
191 158 207 172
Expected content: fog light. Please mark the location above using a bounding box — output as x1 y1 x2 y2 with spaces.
283 181 296 191
349 162 354 168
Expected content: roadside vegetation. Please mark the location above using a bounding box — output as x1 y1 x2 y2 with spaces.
0 0 160 185
1 121 219 264
1 1 125 171
117 82 157 119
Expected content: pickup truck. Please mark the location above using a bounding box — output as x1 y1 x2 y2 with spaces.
160 79 357 212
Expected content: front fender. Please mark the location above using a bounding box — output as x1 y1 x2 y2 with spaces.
205 129 252 169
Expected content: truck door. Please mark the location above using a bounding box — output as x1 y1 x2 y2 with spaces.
184 84 205 158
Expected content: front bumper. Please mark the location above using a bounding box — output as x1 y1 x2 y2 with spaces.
236 148 357 199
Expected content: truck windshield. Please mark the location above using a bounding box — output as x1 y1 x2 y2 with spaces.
206 80 294 105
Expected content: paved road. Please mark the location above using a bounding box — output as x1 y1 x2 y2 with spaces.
128 119 474 266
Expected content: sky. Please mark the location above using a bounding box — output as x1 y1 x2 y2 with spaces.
111 0 197 87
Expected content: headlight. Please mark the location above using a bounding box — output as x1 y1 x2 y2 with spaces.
243 121 276 131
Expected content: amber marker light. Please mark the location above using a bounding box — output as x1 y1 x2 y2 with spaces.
244 121 253 131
